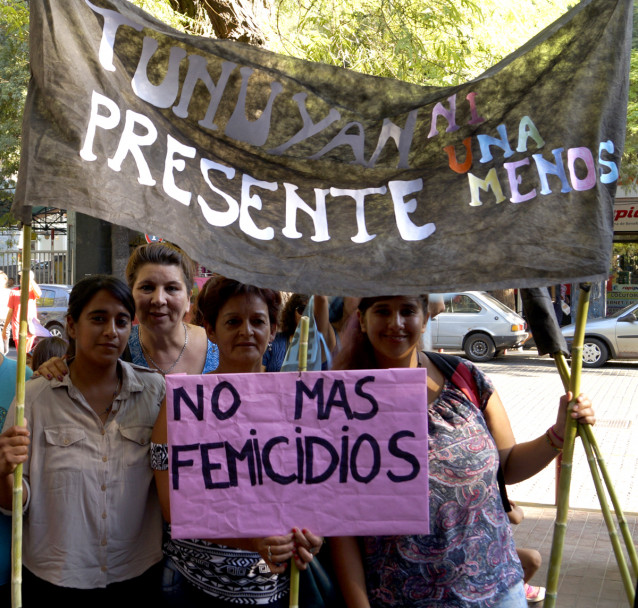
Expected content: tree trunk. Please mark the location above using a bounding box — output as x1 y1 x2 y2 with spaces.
169 0 265 45
489 289 516 310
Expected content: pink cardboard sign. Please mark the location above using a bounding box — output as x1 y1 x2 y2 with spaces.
166 368 428 539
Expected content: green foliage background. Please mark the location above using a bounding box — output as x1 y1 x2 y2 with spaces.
264 0 577 85
0 0 28 221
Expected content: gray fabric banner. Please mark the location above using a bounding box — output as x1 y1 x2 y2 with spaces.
13 0 633 295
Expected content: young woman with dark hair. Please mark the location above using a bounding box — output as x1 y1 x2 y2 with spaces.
0 275 165 605
330 294 596 608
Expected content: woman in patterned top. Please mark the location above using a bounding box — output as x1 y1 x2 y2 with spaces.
329 295 595 608
151 276 323 607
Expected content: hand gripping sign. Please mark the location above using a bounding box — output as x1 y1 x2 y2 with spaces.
167 368 429 538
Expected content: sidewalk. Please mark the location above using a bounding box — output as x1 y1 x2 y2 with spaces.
479 352 638 607
511 504 638 607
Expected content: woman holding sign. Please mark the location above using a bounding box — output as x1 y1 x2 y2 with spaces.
0 275 165 604
151 276 323 607
329 295 595 608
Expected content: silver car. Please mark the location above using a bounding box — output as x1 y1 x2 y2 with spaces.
430 292 528 362
37 284 72 339
561 302 638 368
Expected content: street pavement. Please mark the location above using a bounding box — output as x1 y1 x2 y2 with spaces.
475 349 638 512
469 349 638 607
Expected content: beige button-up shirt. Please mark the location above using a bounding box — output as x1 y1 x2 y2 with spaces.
3 361 165 588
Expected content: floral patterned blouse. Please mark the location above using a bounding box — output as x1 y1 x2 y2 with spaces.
362 357 523 607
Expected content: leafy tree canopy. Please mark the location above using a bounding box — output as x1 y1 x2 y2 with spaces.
264 0 577 86
623 6 638 187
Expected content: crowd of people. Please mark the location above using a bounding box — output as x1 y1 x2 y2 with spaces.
0 242 596 607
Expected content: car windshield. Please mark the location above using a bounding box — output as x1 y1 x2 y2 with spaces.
476 292 520 317
608 302 638 318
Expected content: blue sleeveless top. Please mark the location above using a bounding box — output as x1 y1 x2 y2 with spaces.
128 325 219 373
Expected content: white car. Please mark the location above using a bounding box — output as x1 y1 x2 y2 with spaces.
430 292 528 362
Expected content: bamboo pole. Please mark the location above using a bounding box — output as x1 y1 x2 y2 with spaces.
298 317 309 374
544 284 590 608
580 427 635 603
554 352 638 587
11 225 32 608
289 315 309 608
579 423 638 579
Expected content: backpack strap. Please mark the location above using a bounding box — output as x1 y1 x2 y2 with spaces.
426 351 480 409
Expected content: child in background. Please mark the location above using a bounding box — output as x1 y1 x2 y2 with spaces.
507 502 545 603
30 337 68 372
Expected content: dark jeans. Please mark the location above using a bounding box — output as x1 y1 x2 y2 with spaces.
22 562 163 608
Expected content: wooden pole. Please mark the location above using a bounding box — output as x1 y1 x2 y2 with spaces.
11 225 32 608
289 315 309 608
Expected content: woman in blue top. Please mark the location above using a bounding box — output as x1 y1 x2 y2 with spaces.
262 293 336 372
330 294 595 608
35 243 219 380
125 243 218 374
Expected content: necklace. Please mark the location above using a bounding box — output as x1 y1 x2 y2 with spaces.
140 322 189 375
96 373 122 418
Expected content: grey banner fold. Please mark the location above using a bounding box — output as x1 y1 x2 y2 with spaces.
13 0 633 295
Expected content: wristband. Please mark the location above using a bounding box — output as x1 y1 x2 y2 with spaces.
550 424 564 442
545 428 563 452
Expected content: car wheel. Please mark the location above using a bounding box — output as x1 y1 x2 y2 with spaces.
581 338 608 368
46 322 66 339
464 333 496 362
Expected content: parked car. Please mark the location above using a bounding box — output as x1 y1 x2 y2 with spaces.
36 284 72 339
561 302 638 368
430 291 528 362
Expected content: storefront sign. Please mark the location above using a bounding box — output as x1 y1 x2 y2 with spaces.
614 201 638 232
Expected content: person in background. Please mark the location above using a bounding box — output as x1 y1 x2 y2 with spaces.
0 272 10 355
422 293 445 350
505 502 545 603
329 296 361 355
2 270 41 353
0 348 33 605
329 294 595 608
497 468 545 603
151 276 323 607
30 336 68 372
0 275 165 605
263 293 336 372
